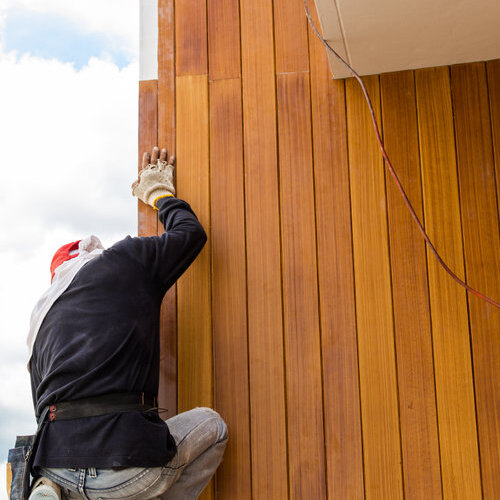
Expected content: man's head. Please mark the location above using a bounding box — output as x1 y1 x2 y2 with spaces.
50 240 81 281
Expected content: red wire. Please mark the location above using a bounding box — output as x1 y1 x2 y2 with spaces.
304 0 500 310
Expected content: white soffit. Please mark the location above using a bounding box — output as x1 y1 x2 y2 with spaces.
314 0 500 79
140 0 158 81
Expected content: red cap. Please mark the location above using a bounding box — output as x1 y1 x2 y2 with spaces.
50 240 81 281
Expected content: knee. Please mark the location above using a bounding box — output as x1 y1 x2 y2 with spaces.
195 407 228 444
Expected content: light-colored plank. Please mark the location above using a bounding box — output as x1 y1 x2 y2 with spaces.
415 66 482 499
380 70 442 499
240 0 289 496
175 0 207 75
175 75 212 412
138 80 159 238
451 62 500 499
207 0 240 80
345 75 403 499
308 6 364 498
157 0 177 419
277 72 326 500
209 78 251 500
273 0 309 73
486 60 500 220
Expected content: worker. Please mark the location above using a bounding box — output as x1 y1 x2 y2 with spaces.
18 147 227 500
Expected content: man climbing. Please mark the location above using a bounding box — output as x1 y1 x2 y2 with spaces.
23 147 228 500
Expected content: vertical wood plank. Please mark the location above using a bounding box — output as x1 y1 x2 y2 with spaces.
273 0 309 73
345 75 403 499
277 72 326 500
451 62 500 499
138 80 159 238
176 75 213 413
380 71 442 499
207 0 240 80
486 60 500 219
240 0 289 497
209 78 251 500
157 0 177 419
415 66 482 499
308 7 364 499
175 0 207 75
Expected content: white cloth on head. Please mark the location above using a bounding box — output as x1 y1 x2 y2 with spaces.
27 235 104 360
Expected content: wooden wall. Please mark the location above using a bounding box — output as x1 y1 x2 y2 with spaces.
138 0 500 498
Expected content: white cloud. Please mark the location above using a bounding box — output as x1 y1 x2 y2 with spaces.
0 0 139 50
0 3 140 465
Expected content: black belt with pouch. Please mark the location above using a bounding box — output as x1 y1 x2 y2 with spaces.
6 392 157 500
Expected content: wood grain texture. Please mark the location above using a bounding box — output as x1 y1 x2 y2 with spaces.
380 70 442 499
273 0 309 73
451 62 500 499
308 8 364 498
345 75 403 500
175 0 207 75
175 75 213 413
240 0 289 496
208 0 240 80
138 80 159 238
277 72 326 500
486 60 500 220
415 66 482 499
209 78 251 500
157 0 177 419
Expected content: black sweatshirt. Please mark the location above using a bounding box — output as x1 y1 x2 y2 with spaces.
30 196 206 468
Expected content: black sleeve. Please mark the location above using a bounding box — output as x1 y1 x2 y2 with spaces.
108 196 207 296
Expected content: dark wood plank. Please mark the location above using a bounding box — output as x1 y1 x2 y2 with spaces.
486 60 500 220
157 0 177 419
308 6 364 498
380 70 442 499
209 77 251 500
415 66 482 498
175 0 207 75
138 80 158 238
240 0 289 496
207 0 240 80
273 0 309 73
451 62 500 499
277 72 326 499
345 75 403 499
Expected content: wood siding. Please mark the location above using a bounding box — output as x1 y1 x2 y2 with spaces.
139 2 500 498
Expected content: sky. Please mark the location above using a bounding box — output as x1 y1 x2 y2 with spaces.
0 1 140 495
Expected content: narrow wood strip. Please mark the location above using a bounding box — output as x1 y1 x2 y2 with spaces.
486 60 500 220
175 75 212 413
207 0 240 80
175 0 207 75
157 0 177 419
415 66 482 498
138 80 158 238
451 62 500 499
308 5 364 497
345 75 403 500
240 0 289 496
273 0 309 73
209 77 251 500
277 72 326 499
380 70 442 499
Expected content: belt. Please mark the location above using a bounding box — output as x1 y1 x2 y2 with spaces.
37 392 158 423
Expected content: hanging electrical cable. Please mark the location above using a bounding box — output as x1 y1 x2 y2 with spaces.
303 0 500 310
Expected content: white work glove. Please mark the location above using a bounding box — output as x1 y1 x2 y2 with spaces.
132 159 176 209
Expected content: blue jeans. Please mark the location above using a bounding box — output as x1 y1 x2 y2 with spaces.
38 408 228 500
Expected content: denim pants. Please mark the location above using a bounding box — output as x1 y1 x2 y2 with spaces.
37 407 228 500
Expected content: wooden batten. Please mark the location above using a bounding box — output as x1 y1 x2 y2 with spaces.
139 0 500 496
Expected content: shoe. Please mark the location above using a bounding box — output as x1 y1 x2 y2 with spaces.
28 477 62 500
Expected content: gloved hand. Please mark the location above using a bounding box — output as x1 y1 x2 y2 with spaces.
132 147 176 209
